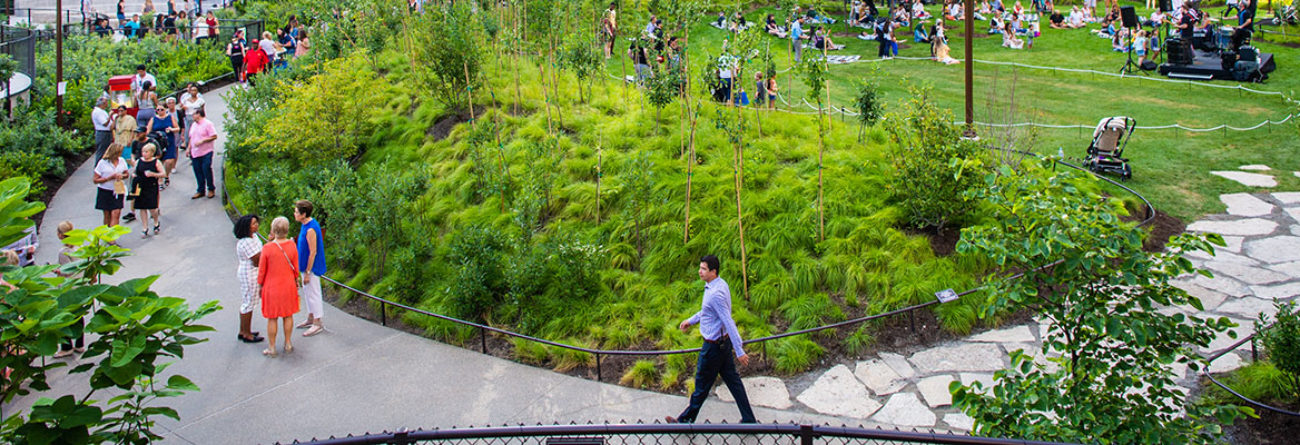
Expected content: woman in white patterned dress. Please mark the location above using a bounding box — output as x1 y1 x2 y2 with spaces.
234 214 264 343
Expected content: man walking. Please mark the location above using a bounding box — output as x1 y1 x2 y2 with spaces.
294 200 327 337
92 97 113 164
667 255 756 424
187 109 218 199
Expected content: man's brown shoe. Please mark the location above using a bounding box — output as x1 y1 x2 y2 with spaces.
191 193 203 199
207 191 216 199
663 416 678 424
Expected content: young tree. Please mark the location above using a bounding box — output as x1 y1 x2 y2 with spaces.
0 177 218 443
952 161 1249 443
254 55 383 165
799 51 828 241
409 0 485 110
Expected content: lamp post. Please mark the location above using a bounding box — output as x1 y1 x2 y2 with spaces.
55 0 64 128
963 0 975 138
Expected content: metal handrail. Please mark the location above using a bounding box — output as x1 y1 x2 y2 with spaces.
220 145 1157 382
284 422 1073 445
1200 321 1300 418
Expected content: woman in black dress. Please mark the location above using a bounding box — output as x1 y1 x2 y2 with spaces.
134 144 167 237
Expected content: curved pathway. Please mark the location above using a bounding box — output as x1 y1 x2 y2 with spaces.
5 86 848 444
9 86 1296 444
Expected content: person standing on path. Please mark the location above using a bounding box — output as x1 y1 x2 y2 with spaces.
294 200 327 337
667 255 757 425
146 103 180 181
257 217 299 357
92 97 113 164
180 84 205 149
187 109 218 199
234 214 265 344
92 143 130 229
132 144 166 237
52 221 86 358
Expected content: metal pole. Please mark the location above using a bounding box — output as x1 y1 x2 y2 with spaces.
55 0 64 128
381 301 387 326
480 327 488 353
595 353 602 382
799 424 815 445
963 0 975 137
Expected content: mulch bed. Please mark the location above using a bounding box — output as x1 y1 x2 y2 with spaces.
1222 401 1300 444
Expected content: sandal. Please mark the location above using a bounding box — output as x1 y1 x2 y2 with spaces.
284 344 294 354
153 224 161 235
262 348 277 358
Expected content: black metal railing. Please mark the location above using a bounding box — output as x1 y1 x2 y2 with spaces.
278 422 1074 445
1 25 36 90
1201 322 1300 418
221 149 1156 383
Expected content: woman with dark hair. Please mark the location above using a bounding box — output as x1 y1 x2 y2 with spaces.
227 30 247 82
234 214 265 343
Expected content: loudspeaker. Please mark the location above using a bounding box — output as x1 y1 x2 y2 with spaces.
1159 0 1173 12
1120 6 1139 28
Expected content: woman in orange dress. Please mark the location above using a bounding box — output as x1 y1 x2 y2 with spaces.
257 216 299 357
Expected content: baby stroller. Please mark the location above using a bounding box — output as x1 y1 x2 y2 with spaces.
1083 116 1134 180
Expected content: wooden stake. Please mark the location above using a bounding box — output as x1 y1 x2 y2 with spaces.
464 61 476 129
596 134 602 224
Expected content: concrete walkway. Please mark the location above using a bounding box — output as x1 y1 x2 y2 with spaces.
5 85 853 445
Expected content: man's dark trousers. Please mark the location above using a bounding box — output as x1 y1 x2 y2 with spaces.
675 340 757 423
93 130 113 164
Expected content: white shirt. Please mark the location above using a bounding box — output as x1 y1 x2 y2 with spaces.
94 158 128 191
130 73 156 92
180 93 205 115
92 107 111 131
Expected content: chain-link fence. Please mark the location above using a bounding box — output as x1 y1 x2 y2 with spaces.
1 24 35 79
280 423 1072 445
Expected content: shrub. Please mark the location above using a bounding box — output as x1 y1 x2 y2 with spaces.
0 151 52 199
408 1 484 109
252 54 382 165
773 337 824 374
842 325 875 357
884 86 986 231
447 224 511 322
620 360 660 388
1257 300 1300 401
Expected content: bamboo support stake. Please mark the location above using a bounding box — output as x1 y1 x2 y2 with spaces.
465 62 476 129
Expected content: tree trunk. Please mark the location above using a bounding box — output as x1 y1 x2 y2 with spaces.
684 103 698 244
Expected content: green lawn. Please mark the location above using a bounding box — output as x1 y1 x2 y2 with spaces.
604 3 1300 221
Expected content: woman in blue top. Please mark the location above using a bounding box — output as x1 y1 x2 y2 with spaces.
294 200 328 337
146 104 180 180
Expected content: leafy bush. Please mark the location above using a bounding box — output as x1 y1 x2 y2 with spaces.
0 178 218 443
884 86 986 230
1257 300 1300 401
0 151 51 198
842 325 875 357
448 224 512 322
620 360 661 388
251 55 382 165
772 337 824 374
854 80 883 129
952 161 1245 443
408 1 485 109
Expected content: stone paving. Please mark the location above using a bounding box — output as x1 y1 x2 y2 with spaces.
712 189 1300 433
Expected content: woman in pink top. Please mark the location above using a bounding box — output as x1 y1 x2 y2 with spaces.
187 109 218 199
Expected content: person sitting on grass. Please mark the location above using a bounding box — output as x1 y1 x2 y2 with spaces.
1111 27 1130 51
812 27 846 50
1012 0 1026 17
1050 9 1067 28
933 20 960 64
1003 22 1025 48
912 0 933 20
1068 6 1086 28
731 12 749 32
892 5 911 28
714 12 727 29
1144 9 1167 28
765 14 788 38
914 21 931 42
1010 11 1027 33
990 13 1005 34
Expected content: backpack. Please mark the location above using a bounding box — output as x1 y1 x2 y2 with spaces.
1140 60 1157 71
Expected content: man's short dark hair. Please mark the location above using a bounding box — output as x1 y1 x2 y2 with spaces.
701 255 720 273
295 199 315 218
136 64 146 71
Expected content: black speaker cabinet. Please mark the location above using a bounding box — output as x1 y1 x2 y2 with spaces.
1120 6 1139 28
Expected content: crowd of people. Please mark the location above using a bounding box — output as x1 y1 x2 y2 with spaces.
5 63 333 363
86 0 223 43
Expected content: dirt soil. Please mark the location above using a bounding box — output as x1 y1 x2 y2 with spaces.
1222 400 1300 445
1119 208 1185 253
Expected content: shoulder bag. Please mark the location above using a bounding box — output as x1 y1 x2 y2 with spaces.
273 241 303 288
